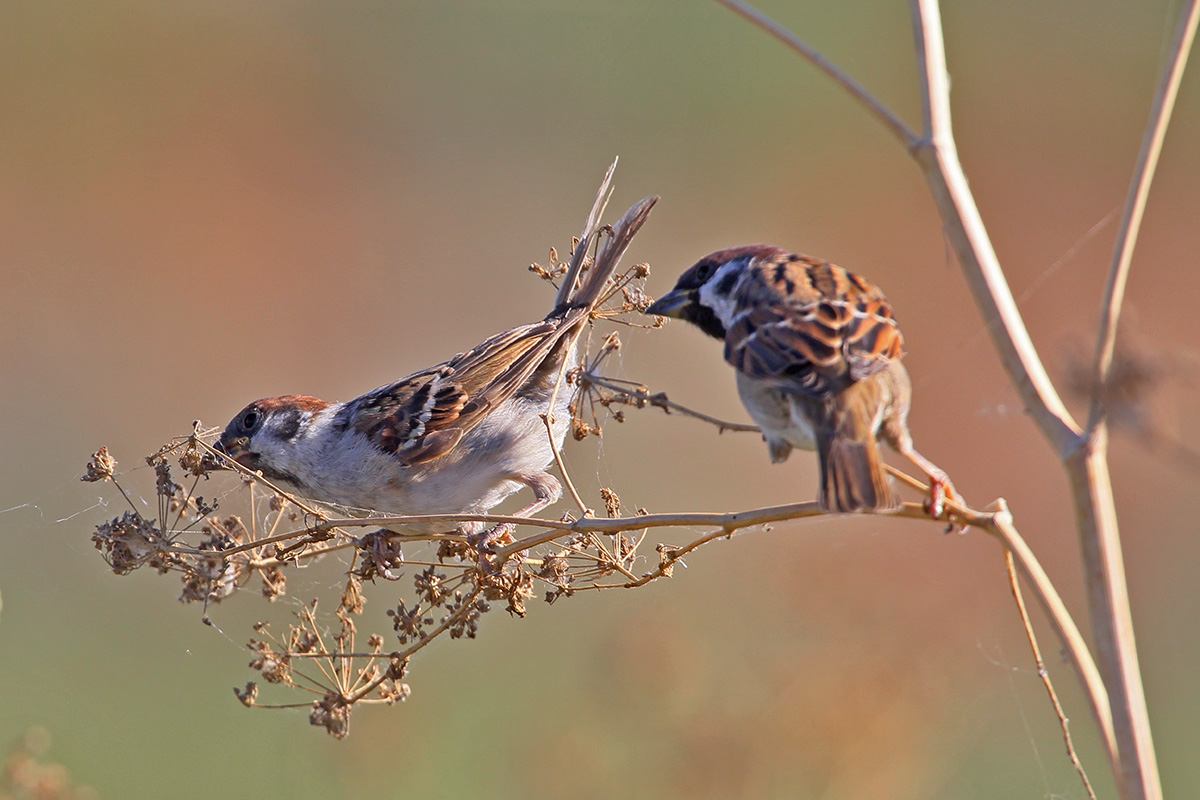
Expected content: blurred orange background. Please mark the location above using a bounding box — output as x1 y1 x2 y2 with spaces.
2 2 1198 798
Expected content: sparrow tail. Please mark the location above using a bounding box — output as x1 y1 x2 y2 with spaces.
816 402 900 514
556 183 658 316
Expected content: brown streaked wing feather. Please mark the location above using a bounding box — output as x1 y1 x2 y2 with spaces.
352 193 658 466
725 254 905 400
351 365 467 462
351 319 570 465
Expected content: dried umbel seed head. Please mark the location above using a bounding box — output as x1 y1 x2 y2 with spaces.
248 639 292 685
387 600 432 645
261 567 287 601
413 566 449 606
234 682 259 707
377 680 411 705
82 447 117 482
310 692 351 739
179 441 221 477
601 487 622 518
92 510 162 574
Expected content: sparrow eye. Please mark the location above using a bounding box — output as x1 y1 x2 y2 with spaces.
693 261 718 282
241 409 261 431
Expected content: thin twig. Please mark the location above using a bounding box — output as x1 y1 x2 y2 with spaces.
908 0 1081 453
1088 0 1200 434
713 0 919 147
911 0 1158 794
582 372 760 433
1004 549 1098 800
345 586 485 704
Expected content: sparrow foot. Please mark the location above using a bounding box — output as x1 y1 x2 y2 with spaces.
922 477 968 534
468 523 521 574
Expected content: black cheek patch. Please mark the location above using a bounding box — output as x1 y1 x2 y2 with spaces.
685 304 727 340
713 269 739 297
274 409 303 442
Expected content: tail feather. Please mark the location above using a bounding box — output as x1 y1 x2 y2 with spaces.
555 160 658 315
813 385 900 513
527 172 656 388
570 194 658 310
818 432 899 513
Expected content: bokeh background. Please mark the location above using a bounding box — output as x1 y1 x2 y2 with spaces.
2 1 1198 797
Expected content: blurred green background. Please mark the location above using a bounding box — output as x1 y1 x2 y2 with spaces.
2 1 1198 797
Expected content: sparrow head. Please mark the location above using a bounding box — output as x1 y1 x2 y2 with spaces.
646 245 787 339
215 395 332 484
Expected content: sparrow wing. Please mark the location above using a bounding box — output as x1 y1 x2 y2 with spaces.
724 255 904 400
348 319 567 465
348 192 658 466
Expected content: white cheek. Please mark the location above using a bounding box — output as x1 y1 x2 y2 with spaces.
697 263 745 328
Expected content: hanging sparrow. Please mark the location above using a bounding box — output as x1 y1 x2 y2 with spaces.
647 245 953 515
216 174 657 538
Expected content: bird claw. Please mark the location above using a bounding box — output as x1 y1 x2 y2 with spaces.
468 523 518 574
923 481 948 518
921 478 969 534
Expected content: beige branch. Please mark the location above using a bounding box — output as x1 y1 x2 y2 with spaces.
713 0 919 148
1004 549 1098 800
908 0 1081 454
711 0 1187 792
1089 0 1200 434
311 485 1113 762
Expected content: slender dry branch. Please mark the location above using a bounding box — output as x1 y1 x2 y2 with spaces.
320 483 1114 762
1089 0 1200 434
1004 550 1098 800
1068 6 1199 797
908 0 1081 454
910 3 1172 796
713 0 919 147
714 0 1179 793
579 372 760 433
545 160 620 513
1066 434 1156 800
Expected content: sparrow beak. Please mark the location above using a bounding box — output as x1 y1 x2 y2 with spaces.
646 289 693 319
214 436 250 463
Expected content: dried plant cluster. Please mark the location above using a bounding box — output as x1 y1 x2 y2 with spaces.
84 255 686 739
1 727 94 800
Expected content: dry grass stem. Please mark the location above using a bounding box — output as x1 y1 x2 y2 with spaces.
1089 0 1200 435
1004 550 1098 800
713 0 918 147
712 0 1187 794
85 405 1103 745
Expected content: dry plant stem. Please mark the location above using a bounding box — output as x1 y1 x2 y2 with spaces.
713 0 918 147
1004 549 1098 800
908 0 1081 453
545 328 593 515
345 586 485 704
322 487 1111 758
1066 436 1159 800
546 163 614 514
910 1 1164 795
713 0 1140 789
583 372 760 433
1089 0 1200 434
1074 21 1200 777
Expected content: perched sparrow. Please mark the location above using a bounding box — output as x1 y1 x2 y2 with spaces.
647 245 953 514
216 190 657 536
